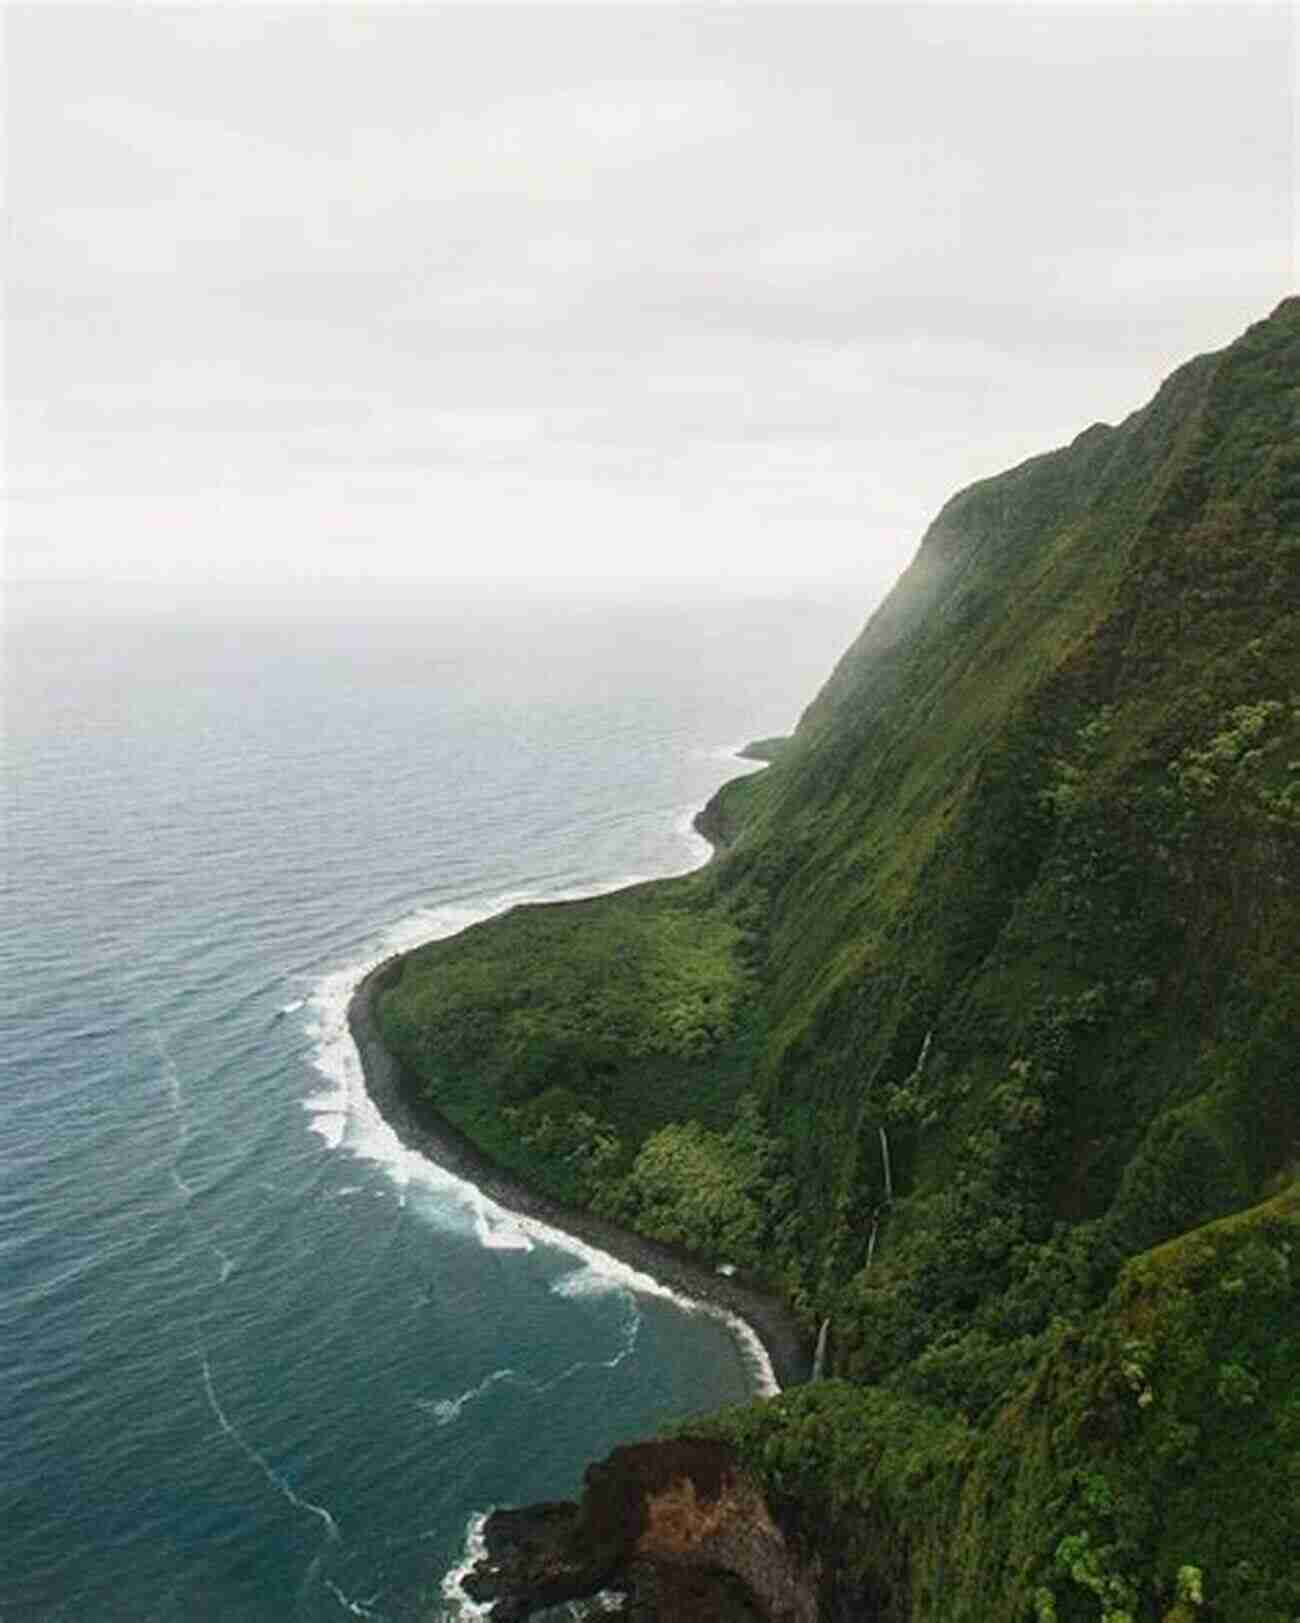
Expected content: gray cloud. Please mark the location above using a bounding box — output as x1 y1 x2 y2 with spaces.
4 3 1294 590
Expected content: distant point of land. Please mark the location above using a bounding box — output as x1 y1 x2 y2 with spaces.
736 736 788 763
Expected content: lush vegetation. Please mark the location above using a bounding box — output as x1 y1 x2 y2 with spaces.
379 300 1299 1616
701 1181 1300 1621
378 878 770 1215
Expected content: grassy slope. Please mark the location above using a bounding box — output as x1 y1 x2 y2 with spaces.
378 300 1299 1616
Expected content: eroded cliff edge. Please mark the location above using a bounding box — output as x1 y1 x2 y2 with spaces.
463 1438 818 1623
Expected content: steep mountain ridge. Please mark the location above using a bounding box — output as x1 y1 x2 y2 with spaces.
377 300 1298 1617
712 302 1297 1332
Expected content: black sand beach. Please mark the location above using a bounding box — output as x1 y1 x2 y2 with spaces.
348 952 811 1394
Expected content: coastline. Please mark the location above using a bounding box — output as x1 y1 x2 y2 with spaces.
344 781 811 1397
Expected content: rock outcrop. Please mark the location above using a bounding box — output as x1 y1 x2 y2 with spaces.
463 1438 817 1622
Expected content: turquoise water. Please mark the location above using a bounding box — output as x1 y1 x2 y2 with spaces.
2 589 862 1621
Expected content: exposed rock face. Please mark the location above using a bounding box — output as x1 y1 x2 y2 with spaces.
462 1438 818 1622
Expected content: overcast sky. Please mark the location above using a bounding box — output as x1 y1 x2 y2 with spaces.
4 3 1296 599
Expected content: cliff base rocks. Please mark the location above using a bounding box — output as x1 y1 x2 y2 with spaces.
463 1439 816 1622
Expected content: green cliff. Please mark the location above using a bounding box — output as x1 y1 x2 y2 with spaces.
379 300 1299 1619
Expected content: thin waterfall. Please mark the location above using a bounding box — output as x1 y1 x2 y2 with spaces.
812 1317 831 1381
863 1031 928 1273
878 1125 893 1205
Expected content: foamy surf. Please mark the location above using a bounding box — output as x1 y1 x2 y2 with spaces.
549 1262 628 1299
439 1511 631 1619
439 1512 493 1620
517 1211 777 1397
671 801 715 867
471 1185 533 1251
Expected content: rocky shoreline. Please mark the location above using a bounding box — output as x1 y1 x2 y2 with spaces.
347 946 812 1396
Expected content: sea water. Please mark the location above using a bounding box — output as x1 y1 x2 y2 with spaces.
2 586 866 1622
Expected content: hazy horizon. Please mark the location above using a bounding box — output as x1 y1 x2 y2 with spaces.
5 4 1296 599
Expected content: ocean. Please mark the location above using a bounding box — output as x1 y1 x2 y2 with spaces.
2 585 865 1622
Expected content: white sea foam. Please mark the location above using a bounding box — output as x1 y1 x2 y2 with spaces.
470 1185 533 1251
418 1366 519 1427
201 1353 341 1543
418 1288 643 1434
671 801 715 867
437 1507 626 1621
302 896 535 1197
162 1043 339 1556
499 1212 776 1397
325 1580 380 1618
600 1296 641 1369
439 1511 493 1620
549 1262 628 1299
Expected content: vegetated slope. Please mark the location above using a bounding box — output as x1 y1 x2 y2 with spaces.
379 299 1299 1617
